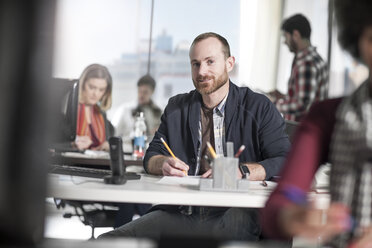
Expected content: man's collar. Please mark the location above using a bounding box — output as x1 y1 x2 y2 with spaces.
214 92 228 115
296 45 316 59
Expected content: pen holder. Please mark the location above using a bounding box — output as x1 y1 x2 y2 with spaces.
212 157 238 190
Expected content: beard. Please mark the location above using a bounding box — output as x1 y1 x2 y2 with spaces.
193 69 229 95
288 37 297 53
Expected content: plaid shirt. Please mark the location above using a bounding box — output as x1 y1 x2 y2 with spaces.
276 46 328 121
195 94 227 175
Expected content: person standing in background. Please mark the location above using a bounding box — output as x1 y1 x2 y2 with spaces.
269 14 329 122
74 64 114 151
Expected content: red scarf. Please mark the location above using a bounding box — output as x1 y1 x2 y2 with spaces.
76 103 106 147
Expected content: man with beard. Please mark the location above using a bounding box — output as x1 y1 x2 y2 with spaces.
269 14 329 122
99 32 290 241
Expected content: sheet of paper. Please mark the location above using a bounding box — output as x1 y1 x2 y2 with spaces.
157 176 201 186
84 150 110 158
157 176 277 190
62 150 110 159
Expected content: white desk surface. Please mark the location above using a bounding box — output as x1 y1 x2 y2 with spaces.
48 174 330 209
47 174 276 208
41 238 282 248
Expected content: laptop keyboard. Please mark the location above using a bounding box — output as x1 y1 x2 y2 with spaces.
49 164 111 178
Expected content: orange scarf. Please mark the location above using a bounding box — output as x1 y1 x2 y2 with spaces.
76 103 106 147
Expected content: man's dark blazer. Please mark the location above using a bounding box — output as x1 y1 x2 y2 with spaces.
144 81 290 179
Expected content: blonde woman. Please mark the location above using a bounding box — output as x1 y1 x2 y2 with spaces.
74 64 114 151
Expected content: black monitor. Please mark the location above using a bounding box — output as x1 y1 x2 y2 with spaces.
0 0 56 245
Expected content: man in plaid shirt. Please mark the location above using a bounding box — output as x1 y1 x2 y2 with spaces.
270 14 329 122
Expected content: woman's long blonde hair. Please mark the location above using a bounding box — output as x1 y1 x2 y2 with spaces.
78 64 112 111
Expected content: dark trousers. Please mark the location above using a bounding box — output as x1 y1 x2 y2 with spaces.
114 203 151 228
100 207 261 241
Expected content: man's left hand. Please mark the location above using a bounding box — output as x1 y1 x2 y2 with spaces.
246 163 266 181
201 168 212 178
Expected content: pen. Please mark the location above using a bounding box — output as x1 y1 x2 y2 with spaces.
234 145 246 158
160 137 187 176
281 185 307 206
206 141 217 159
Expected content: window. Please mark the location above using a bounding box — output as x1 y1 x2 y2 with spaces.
53 0 240 117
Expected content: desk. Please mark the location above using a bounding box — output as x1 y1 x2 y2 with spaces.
48 173 330 209
40 238 286 248
48 174 276 208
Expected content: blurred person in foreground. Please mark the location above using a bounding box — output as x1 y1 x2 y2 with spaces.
262 1 372 247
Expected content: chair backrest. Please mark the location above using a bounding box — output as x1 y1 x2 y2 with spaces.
50 78 79 143
285 120 300 142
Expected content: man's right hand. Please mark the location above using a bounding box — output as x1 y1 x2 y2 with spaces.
147 155 189 176
162 157 189 177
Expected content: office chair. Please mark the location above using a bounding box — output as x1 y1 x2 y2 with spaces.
54 199 118 239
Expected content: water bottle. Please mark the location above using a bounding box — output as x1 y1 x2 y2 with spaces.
133 112 147 158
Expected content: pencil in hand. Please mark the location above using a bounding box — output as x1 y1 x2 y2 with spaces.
160 137 187 176
160 137 176 158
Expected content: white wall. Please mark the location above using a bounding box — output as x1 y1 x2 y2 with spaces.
328 19 369 97
239 0 283 91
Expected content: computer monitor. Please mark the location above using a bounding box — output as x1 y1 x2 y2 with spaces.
0 0 56 245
